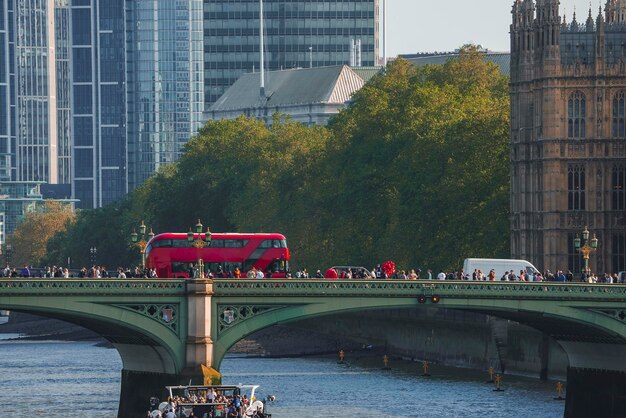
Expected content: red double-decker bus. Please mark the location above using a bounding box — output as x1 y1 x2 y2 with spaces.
145 232 290 278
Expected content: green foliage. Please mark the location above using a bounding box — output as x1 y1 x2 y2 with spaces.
41 201 137 269
43 45 510 272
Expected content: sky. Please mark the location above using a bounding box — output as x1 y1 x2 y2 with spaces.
385 0 606 57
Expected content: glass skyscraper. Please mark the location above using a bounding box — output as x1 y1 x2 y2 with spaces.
0 0 74 245
203 0 380 108
126 0 204 190
54 0 71 185
70 0 204 208
11 0 59 184
70 0 127 208
0 0 11 182
0 0 71 186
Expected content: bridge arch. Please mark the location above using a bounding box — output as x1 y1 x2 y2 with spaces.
212 293 626 371
2 298 186 374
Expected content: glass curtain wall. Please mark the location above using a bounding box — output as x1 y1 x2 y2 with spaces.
126 0 204 190
203 0 379 107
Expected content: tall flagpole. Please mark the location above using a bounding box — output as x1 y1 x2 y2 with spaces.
260 0 266 99
383 0 387 66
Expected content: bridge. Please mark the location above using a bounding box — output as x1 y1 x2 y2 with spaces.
2 278 626 418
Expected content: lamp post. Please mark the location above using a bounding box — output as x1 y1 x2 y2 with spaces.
574 226 599 277
5 244 12 266
89 247 97 266
130 220 155 269
187 219 211 278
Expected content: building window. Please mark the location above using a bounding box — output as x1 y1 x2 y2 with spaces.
613 165 626 210
613 234 626 273
568 92 586 139
568 233 583 274
613 92 626 138
568 164 586 211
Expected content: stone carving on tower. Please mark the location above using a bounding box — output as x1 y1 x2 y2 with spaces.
510 0 626 274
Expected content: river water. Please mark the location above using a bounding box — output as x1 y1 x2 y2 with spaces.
0 334 564 417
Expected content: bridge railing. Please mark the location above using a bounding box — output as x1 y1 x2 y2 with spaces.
0 279 187 295
211 279 626 301
2 278 626 301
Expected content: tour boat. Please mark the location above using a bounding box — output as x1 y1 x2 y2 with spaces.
150 384 272 417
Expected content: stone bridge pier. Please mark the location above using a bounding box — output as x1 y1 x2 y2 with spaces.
561 342 626 418
118 279 220 418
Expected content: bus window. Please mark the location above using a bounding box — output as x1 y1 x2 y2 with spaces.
205 262 243 276
224 262 243 274
172 240 192 248
272 240 281 248
210 240 224 248
172 262 191 273
152 239 173 248
268 260 286 272
259 240 272 248
224 239 249 248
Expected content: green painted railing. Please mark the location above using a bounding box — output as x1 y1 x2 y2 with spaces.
212 279 626 301
0 279 186 295
2 278 626 301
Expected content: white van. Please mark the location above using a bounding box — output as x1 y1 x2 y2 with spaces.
463 258 540 281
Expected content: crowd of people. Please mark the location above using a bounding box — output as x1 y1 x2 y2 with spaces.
0 264 158 279
429 269 625 284
1 262 624 284
148 388 267 418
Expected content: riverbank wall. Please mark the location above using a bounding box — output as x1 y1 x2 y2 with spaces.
288 308 569 380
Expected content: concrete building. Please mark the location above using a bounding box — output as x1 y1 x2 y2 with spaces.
207 65 369 125
510 0 626 274
203 0 380 109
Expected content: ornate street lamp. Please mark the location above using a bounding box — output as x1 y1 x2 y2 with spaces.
130 220 154 269
188 219 211 278
574 226 599 276
90 247 98 265
5 244 13 266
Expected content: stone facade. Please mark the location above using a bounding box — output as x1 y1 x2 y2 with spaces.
510 0 626 274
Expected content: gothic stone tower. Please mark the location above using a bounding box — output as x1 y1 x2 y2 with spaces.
510 0 626 275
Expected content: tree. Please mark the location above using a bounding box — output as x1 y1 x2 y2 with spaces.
42 45 511 274
321 46 511 271
8 202 75 267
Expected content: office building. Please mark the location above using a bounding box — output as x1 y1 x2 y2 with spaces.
126 0 205 191
55 0 71 185
10 0 59 184
70 0 127 208
203 0 380 108
510 0 626 274
70 0 204 207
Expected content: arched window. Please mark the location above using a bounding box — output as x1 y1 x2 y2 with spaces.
613 92 626 137
568 164 586 211
568 92 586 139
613 164 626 210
